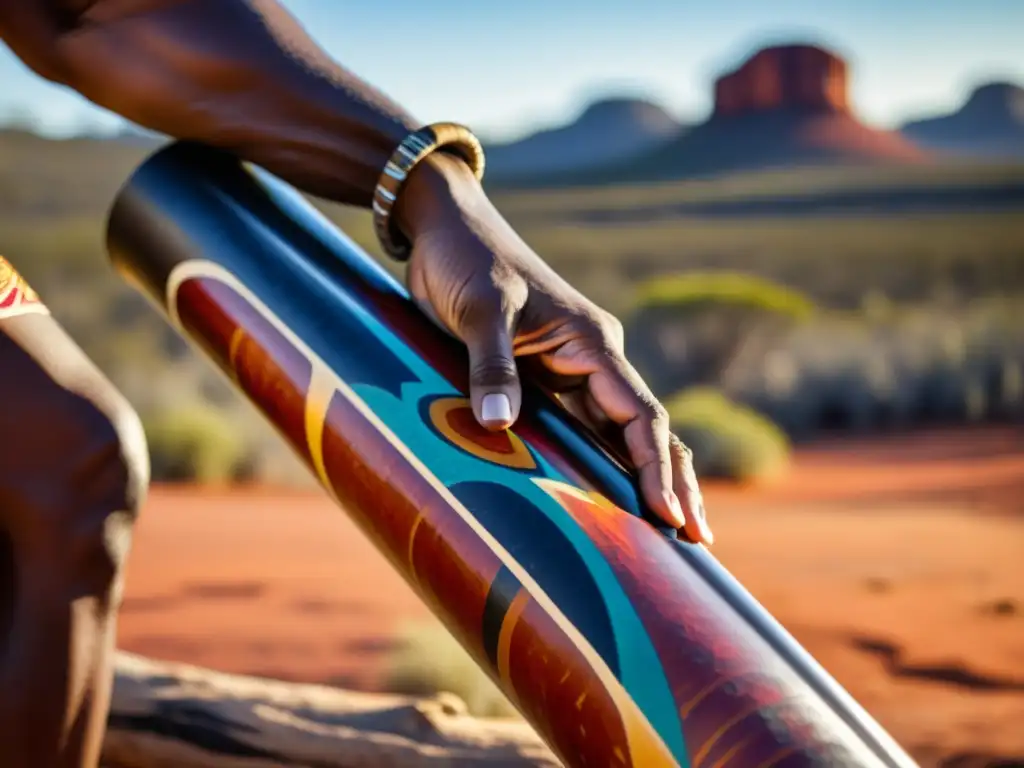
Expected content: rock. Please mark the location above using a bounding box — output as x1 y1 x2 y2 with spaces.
484 97 683 181
103 650 561 767
713 44 850 118
489 42 929 188
595 43 927 182
900 81 1024 158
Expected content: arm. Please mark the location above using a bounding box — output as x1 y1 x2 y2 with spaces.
0 0 712 542
0 0 465 231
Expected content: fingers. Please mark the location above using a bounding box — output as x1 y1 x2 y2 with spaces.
584 353 713 544
566 369 713 544
670 433 714 545
461 305 523 432
408 262 522 431
584 355 688 531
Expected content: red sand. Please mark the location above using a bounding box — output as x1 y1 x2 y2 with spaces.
117 427 1024 765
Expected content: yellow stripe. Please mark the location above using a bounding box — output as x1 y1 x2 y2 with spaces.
532 477 680 766
304 364 339 497
226 327 246 384
679 678 724 719
406 513 424 588
691 700 766 766
707 732 757 768
754 746 800 768
496 589 530 697
166 260 678 767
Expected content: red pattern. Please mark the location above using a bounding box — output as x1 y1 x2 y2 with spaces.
0 256 47 318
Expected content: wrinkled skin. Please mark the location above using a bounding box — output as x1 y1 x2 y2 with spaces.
402 154 712 543
0 2 711 764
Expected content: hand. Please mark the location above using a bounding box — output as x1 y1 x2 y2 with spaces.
394 154 713 545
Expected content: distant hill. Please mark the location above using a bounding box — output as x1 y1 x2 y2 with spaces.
500 44 929 188
483 97 684 182
900 82 1024 158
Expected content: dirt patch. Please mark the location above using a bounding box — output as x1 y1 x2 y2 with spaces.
117 426 1024 766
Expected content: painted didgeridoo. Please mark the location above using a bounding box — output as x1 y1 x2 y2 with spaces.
106 142 917 768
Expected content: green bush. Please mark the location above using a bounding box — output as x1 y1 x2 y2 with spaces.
383 621 519 719
728 298 1024 439
143 404 253 484
624 272 816 396
666 388 791 482
632 271 816 319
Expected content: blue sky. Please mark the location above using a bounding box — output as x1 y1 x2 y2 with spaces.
1 0 1020 139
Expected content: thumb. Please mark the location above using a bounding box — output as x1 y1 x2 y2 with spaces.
462 312 522 432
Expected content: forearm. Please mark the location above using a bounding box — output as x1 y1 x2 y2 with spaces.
36 0 445 210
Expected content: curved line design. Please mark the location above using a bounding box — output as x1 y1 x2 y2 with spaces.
305 364 341 500
165 258 683 768
209 179 686 758
452 481 623 679
427 396 537 470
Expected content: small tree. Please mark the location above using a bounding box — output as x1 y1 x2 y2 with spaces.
625 271 815 396
143 403 254 484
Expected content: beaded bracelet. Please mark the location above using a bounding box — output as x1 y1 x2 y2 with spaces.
371 122 486 261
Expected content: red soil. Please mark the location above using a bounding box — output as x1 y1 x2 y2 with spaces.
117 427 1024 766
797 112 930 162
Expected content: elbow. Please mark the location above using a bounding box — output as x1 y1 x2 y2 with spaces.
38 35 108 98
6 36 78 90
44 49 83 91
45 60 83 94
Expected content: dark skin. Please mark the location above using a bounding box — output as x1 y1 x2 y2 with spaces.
0 0 712 764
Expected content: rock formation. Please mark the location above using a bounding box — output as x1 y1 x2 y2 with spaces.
712 44 850 117
900 81 1024 158
484 97 683 182
524 43 930 186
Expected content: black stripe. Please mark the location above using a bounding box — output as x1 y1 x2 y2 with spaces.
454 481 621 678
481 565 523 668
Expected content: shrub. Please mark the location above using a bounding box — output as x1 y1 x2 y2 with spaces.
143 404 253 484
722 296 1024 439
665 387 791 482
625 272 816 396
632 271 816 320
383 621 519 719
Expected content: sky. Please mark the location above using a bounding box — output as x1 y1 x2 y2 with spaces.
0 0 1021 140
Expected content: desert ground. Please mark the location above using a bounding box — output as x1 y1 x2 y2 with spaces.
117 427 1023 767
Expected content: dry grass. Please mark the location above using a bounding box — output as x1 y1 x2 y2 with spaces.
383 621 519 719
492 161 1024 215
3 131 1023 484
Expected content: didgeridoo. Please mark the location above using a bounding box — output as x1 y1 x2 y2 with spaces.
106 142 917 768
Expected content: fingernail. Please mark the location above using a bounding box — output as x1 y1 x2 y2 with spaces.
662 490 686 529
698 516 715 546
691 494 714 545
481 393 512 426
